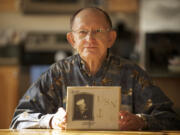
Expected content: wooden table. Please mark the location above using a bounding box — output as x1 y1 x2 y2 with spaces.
0 129 180 135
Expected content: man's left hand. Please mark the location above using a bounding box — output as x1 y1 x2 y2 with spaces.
119 111 146 131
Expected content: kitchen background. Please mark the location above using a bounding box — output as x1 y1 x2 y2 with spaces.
0 0 180 129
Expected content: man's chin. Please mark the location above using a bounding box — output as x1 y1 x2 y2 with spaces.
85 49 98 55
82 52 99 59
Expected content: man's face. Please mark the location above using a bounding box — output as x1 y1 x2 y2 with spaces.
76 99 87 113
67 9 116 60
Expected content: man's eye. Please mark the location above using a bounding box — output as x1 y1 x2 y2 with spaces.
79 31 87 34
96 29 102 33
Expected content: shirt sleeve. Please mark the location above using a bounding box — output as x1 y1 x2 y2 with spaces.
10 64 64 129
133 66 180 130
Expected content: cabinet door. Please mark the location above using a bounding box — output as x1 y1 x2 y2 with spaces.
153 77 180 118
107 0 138 13
0 0 16 12
0 66 19 129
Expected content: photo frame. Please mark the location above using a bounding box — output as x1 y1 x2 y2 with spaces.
66 86 121 130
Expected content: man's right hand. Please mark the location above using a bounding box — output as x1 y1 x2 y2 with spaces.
50 107 67 130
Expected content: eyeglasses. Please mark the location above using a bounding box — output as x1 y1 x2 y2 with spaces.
72 28 111 39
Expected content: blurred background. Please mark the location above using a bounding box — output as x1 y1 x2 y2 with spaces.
0 0 180 129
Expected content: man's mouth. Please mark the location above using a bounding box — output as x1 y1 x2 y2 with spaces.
84 46 97 49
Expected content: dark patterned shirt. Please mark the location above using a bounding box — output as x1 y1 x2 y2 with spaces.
10 53 180 130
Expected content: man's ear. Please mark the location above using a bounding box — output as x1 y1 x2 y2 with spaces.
108 30 117 48
67 32 76 48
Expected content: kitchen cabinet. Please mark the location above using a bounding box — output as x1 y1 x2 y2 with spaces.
107 0 138 13
0 0 17 12
0 66 19 129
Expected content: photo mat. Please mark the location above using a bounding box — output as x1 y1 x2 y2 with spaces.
66 86 121 130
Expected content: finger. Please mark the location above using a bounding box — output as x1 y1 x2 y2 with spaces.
58 108 66 115
56 116 67 124
119 111 128 118
119 117 141 131
56 117 66 129
58 122 66 130
59 119 66 125
60 125 66 130
53 117 64 128
119 114 130 122
53 121 62 130
119 121 128 130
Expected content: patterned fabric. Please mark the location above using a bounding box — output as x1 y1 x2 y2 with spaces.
10 53 180 130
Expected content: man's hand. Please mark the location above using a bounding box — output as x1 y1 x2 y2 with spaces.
119 111 146 131
50 107 67 130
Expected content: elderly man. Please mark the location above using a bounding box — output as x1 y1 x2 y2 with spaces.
10 7 180 130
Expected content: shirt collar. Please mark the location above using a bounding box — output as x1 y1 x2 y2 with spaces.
77 50 111 77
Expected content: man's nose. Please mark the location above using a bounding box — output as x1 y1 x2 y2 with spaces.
86 31 95 41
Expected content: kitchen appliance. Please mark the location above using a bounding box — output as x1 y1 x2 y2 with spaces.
19 0 86 14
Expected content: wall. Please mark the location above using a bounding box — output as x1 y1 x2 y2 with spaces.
0 0 138 32
0 12 70 32
0 0 72 32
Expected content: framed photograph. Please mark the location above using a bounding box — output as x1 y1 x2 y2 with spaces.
66 86 121 130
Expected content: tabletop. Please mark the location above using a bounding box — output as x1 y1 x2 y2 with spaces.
0 129 180 135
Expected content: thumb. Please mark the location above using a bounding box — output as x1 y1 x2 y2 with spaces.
57 107 66 118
